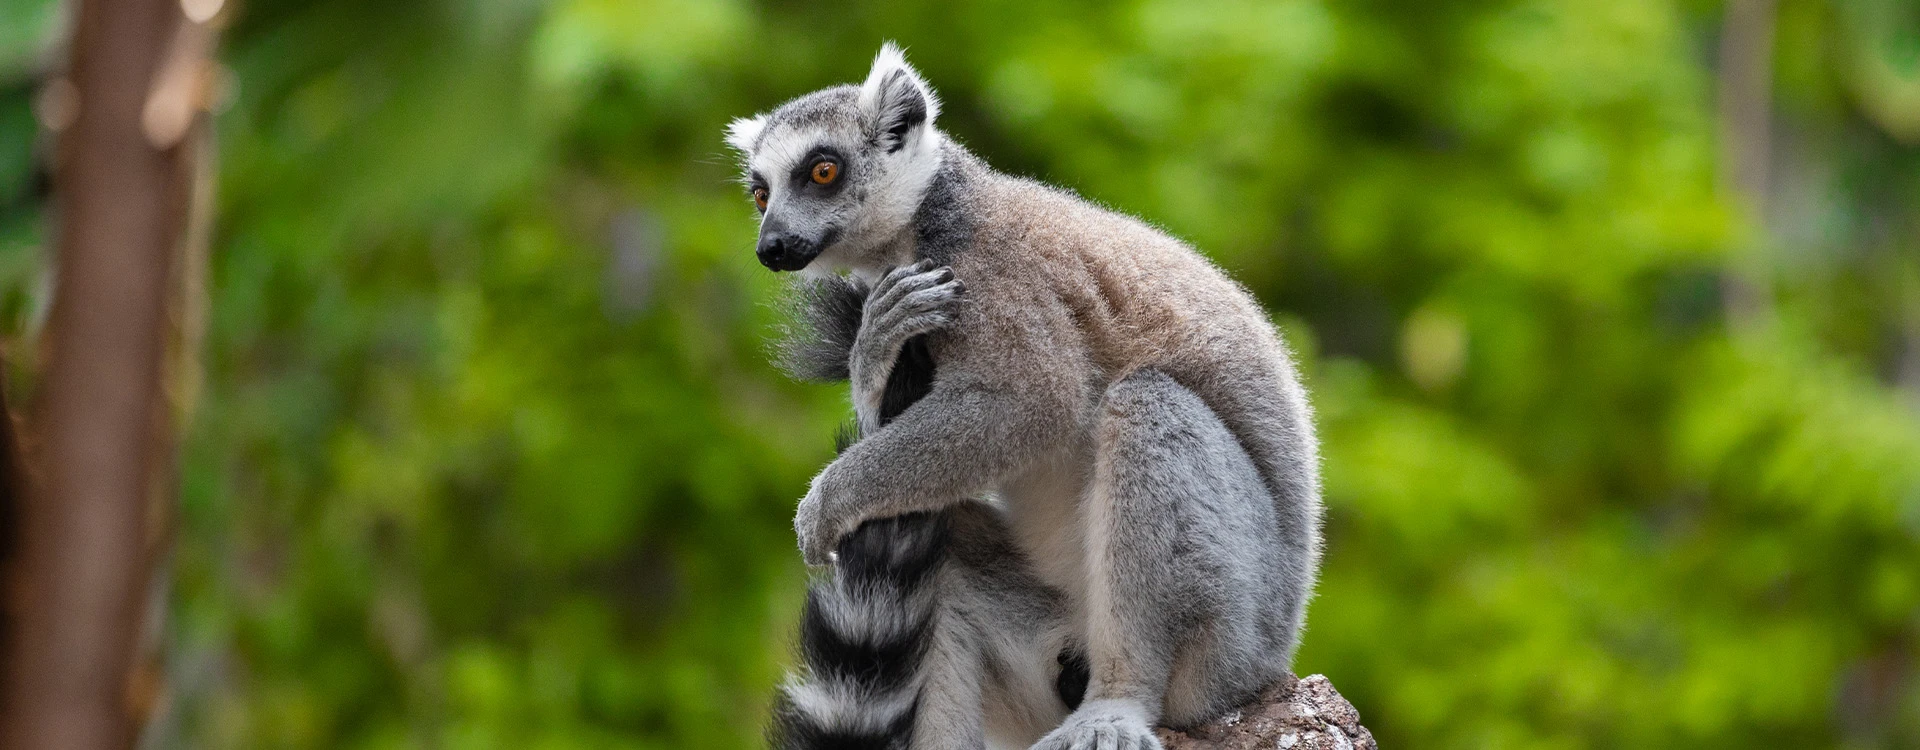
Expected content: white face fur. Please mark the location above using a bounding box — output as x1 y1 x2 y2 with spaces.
726 44 946 278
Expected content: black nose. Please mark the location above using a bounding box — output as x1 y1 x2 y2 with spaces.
757 233 818 272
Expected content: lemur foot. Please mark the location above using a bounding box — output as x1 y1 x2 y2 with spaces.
1031 700 1163 750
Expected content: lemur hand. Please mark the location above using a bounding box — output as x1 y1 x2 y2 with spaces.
857 260 964 348
850 259 964 429
796 465 853 566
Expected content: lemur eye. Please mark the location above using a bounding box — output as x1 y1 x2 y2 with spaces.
752 187 769 211
811 160 839 185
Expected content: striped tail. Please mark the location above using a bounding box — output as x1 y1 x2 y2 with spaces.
770 511 950 750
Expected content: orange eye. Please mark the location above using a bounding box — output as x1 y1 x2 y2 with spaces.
752 187 768 211
811 161 839 185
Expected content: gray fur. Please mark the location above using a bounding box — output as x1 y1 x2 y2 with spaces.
776 275 869 383
737 44 1322 750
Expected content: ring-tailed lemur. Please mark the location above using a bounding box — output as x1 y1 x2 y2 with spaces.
734 45 1322 750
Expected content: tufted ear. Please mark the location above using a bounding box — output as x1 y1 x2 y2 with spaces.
857 42 940 153
725 114 768 154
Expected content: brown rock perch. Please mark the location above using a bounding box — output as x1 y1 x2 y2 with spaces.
1156 674 1377 750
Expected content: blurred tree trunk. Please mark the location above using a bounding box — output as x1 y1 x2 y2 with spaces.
0 367 26 740
1717 0 1778 324
0 0 220 747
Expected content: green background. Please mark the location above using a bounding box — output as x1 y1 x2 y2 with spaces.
3 0 1919 747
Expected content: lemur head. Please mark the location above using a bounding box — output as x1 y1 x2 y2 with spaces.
726 43 944 275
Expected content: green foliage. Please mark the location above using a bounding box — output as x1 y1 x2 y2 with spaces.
1 0 1917 747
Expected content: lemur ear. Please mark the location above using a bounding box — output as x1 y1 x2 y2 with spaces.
858 42 940 153
725 114 768 154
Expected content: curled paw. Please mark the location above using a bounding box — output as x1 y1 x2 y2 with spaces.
863 259 965 338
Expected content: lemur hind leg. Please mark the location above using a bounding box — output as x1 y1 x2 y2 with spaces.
940 502 1075 748
1035 369 1289 750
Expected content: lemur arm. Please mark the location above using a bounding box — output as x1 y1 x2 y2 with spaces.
795 278 1088 565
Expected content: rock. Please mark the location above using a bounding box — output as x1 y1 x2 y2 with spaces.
1155 674 1376 750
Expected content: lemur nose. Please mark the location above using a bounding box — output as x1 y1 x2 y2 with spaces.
748 237 779 266
756 235 791 268
757 232 816 272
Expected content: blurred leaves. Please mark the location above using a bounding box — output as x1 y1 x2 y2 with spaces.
0 0 1915 748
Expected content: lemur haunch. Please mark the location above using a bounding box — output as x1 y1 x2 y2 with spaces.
733 45 1322 750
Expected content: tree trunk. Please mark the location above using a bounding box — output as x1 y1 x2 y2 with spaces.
0 0 216 746
0 366 27 734
1158 674 1377 750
